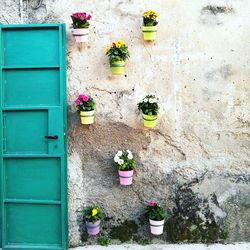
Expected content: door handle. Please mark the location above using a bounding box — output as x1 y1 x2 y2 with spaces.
44 135 58 140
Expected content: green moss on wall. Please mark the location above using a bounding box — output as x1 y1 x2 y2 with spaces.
110 220 138 243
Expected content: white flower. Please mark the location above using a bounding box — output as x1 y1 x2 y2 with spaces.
152 98 158 103
116 150 123 157
149 98 154 103
128 153 133 160
118 159 124 165
144 98 148 103
114 155 120 163
126 149 132 154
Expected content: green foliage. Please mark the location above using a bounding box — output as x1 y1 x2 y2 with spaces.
138 95 160 116
106 40 130 65
145 202 166 221
138 238 152 245
75 94 95 112
97 234 112 246
114 150 136 171
83 205 104 223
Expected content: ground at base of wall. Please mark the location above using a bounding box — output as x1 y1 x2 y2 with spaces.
70 243 250 250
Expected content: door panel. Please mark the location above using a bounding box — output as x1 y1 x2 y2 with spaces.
0 24 67 250
3 28 59 66
5 158 61 200
3 110 48 154
3 69 60 106
6 204 61 245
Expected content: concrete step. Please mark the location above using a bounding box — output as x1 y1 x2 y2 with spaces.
70 243 250 250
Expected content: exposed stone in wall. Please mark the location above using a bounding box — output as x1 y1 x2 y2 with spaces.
0 0 249 247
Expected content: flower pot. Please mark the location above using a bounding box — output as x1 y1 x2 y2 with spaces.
110 60 125 75
80 110 95 125
142 26 157 41
118 170 134 186
149 219 165 235
73 28 89 43
86 220 100 235
142 113 158 128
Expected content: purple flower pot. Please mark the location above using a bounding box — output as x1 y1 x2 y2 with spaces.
86 220 100 235
118 170 134 186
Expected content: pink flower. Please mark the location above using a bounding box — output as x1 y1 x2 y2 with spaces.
71 12 91 21
82 95 89 102
71 13 80 19
149 201 155 207
75 99 81 105
80 13 87 21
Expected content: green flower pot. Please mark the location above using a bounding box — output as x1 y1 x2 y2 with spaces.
110 60 125 75
142 26 157 41
142 113 158 128
80 110 95 125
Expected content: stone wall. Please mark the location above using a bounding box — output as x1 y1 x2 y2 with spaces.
1 0 249 247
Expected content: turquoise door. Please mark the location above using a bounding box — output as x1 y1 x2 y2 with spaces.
0 24 68 250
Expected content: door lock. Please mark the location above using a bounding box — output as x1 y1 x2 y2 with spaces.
44 135 58 140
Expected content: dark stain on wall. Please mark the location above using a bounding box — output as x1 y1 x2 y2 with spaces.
202 5 234 15
205 65 233 81
166 188 228 243
110 220 138 242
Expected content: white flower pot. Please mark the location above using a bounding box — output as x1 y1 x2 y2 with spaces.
72 28 89 43
149 219 165 235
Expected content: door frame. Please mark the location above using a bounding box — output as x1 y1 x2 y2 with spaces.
0 23 68 249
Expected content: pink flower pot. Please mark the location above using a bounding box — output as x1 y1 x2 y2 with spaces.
118 170 134 186
86 220 100 235
149 219 165 235
72 28 89 43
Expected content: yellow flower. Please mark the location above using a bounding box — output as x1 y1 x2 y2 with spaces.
116 44 121 48
118 40 126 46
105 46 111 53
92 208 98 216
144 10 158 19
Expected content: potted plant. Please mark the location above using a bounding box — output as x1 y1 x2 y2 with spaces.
142 10 158 41
75 94 96 125
105 40 130 75
114 150 136 186
83 206 103 236
138 95 160 128
145 201 166 235
71 12 92 43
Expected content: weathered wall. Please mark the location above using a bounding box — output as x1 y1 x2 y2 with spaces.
1 0 250 246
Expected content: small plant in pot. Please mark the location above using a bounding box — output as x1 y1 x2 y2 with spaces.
71 12 92 43
138 95 160 128
75 94 96 125
105 40 129 75
114 150 136 186
83 206 103 236
145 201 166 235
142 10 158 41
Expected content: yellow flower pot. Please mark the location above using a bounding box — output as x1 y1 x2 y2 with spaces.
142 113 158 128
142 26 157 41
110 60 125 75
80 110 95 125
